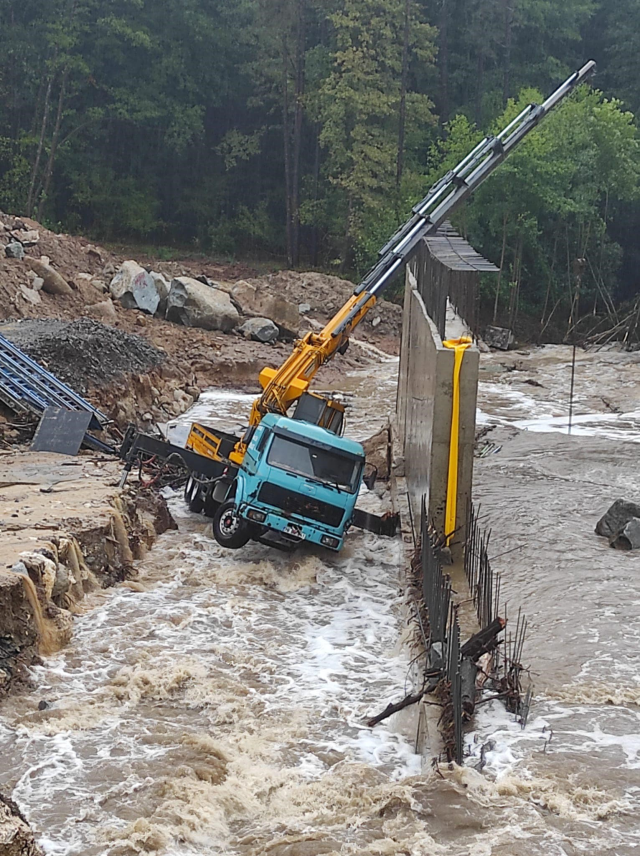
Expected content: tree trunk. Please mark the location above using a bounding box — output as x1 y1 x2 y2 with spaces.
509 233 523 329
540 233 558 332
366 689 426 727
291 0 306 267
396 0 410 188
282 36 293 267
37 68 68 223
439 0 450 123
27 71 55 217
475 50 484 125
507 234 521 329
460 617 506 661
341 196 353 271
311 125 320 267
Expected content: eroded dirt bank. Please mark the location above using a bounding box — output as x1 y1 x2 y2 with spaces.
0 451 175 700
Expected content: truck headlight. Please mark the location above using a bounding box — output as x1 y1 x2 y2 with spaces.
321 535 340 549
247 508 266 523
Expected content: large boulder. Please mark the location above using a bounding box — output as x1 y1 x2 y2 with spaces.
595 499 640 541
611 518 640 551
231 280 299 338
24 258 72 295
166 277 239 332
109 261 167 315
362 426 391 481
149 271 170 316
238 317 279 344
5 241 24 260
484 325 514 351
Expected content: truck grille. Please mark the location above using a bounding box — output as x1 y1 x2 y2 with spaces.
258 483 344 529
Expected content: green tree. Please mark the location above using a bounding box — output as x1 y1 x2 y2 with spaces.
317 0 437 270
429 85 639 333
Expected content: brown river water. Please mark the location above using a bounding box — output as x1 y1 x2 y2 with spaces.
1 342 640 855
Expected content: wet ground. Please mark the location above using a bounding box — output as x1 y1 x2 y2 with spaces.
1 344 640 855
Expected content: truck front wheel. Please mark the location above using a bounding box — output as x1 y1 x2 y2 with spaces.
212 501 251 549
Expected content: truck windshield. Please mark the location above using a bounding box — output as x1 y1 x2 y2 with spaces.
267 435 362 494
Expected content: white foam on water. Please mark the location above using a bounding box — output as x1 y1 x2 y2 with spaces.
470 348 640 851
512 409 640 442
478 370 640 442
0 486 422 854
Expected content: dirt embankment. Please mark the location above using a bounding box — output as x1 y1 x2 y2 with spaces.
0 451 176 699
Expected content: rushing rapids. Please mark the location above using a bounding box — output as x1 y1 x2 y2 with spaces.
1 345 640 855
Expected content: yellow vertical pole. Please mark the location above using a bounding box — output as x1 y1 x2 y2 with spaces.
443 337 473 546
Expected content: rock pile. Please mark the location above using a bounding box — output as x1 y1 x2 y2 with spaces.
110 260 168 315
0 318 165 394
106 259 301 342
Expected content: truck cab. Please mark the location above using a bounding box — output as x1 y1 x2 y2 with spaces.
213 413 365 551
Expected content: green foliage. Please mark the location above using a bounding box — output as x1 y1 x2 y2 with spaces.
429 85 639 322
0 0 637 327
317 0 437 265
0 137 31 212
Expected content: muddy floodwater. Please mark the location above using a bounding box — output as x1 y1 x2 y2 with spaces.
2 343 640 855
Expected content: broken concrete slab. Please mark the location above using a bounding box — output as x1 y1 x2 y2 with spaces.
19 284 41 305
27 270 45 291
11 229 39 246
166 276 239 332
595 499 640 541
238 317 279 344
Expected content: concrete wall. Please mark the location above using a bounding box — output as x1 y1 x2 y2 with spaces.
396 263 479 561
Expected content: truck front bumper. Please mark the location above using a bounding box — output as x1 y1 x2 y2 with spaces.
240 505 345 551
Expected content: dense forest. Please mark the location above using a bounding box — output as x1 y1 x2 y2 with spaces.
0 0 639 331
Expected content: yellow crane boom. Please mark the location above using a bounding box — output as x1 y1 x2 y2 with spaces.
203 60 596 467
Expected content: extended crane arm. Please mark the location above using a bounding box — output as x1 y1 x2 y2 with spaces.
235 60 596 457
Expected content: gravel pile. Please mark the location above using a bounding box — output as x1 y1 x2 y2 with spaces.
0 318 165 393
